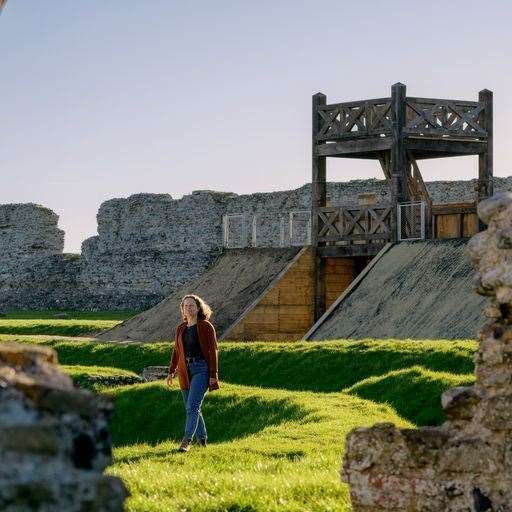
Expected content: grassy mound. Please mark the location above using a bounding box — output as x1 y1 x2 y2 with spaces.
343 365 474 425
0 310 137 336
6 336 475 425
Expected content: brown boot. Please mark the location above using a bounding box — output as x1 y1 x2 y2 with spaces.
197 438 207 447
178 438 191 452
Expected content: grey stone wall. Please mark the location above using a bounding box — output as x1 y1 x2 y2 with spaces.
0 204 64 260
1 177 511 311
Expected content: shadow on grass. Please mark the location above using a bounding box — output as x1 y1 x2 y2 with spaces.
109 382 306 448
343 365 475 426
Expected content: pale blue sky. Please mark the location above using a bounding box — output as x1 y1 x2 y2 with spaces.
1 1 511 252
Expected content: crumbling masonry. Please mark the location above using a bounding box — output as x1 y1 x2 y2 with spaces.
0 342 127 511
342 192 512 511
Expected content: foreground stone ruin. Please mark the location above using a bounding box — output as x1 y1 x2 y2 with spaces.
342 192 512 511
0 342 127 511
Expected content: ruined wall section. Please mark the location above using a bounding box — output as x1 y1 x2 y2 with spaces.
0 204 77 310
0 342 127 510
78 192 232 309
0 204 64 260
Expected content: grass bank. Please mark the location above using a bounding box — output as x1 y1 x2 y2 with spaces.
7 335 476 426
0 310 137 336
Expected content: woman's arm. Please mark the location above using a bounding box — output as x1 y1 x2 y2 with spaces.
168 343 178 376
207 323 219 379
167 337 179 387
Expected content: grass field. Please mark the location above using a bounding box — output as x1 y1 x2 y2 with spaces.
0 313 477 511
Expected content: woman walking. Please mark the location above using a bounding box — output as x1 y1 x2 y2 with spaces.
166 294 219 452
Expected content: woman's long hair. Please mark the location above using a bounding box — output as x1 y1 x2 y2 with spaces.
180 294 212 322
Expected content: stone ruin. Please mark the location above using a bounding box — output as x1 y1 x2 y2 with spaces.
342 192 512 511
0 342 127 511
2 177 512 312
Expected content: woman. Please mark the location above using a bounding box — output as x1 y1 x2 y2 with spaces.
166 294 219 452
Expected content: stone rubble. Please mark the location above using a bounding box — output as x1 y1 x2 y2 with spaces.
342 191 512 511
0 342 127 511
141 366 168 382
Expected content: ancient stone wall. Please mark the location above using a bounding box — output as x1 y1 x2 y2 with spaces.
0 342 127 511
342 192 512 511
1 177 512 311
0 203 64 260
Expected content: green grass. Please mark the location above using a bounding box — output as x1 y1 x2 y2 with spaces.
0 310 138 320
5 335 476 426
106 381 409 512
0 322 477 512
0 319 122 336
0 310 137 336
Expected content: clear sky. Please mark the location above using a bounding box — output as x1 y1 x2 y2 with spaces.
1 1 511 252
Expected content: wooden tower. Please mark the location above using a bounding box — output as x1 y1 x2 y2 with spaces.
311 83 493 320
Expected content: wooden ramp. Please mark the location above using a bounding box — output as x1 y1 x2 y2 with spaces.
305 239 486 341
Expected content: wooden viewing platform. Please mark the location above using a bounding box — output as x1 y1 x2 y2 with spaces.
311 82 493 320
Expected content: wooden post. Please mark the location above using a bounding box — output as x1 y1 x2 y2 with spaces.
390 82 408 241
312 93 326 321
478 89 493 205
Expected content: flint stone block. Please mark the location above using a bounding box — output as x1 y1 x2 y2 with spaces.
441 386 479 420
141 366 168 382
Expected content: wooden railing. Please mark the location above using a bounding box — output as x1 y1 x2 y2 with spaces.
314 95 488 142
315 98 392 141
405 97 487 139
317 205 393 244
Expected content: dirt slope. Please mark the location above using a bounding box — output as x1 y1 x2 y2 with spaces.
97 247 300 342
309 239 485 340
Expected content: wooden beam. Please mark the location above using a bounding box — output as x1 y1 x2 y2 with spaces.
406 96 480 107
377 151 392 180
316 137 393 157
312 93 327 321
311 92 327 248
314 251 326 322
317 244 388 257
391 83 408 202
432 203 476 215
478 89 493 204
405 137 486 156
318 97 391 110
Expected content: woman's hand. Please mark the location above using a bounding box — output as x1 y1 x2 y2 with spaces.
209 377 219 388
166 373 174 387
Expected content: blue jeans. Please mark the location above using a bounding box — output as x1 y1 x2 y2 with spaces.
181 359 209 440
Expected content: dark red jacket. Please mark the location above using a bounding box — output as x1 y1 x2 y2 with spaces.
168 319 219 391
